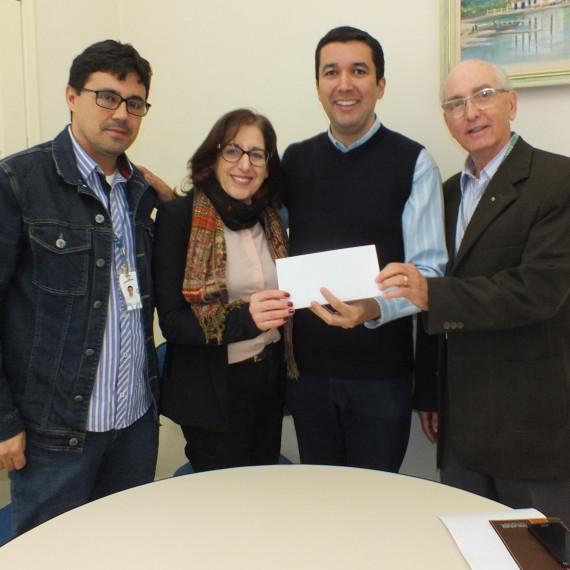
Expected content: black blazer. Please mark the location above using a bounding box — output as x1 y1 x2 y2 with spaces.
420 138 570 480
153 193 263 431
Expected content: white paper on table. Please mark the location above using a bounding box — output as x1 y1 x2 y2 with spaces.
275 245 380 309
439 508 544 570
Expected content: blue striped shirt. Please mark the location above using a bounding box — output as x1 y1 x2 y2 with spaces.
456 133 518 252
328 119 448 326
69 127 151 431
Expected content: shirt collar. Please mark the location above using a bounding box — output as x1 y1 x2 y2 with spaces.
328 116 381 153
460 132 519 189
67 125 133 183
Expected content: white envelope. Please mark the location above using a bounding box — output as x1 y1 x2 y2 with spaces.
276 245 380 309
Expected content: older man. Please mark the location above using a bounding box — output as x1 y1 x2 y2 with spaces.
378 59 570 522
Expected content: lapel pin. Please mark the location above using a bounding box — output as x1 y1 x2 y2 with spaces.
490 196 496 203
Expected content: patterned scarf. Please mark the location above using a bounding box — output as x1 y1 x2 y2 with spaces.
182 186 298 379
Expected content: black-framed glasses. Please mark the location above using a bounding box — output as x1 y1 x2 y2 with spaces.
442 87 510 118
81 88 151 117
217 143 268 167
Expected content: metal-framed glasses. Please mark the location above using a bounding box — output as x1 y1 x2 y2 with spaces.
442 87 510 119
217 143 268 167
81 88 151 117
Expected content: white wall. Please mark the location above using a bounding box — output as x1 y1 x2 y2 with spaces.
0 0 26 157
1 0 570 507
18 0 570 178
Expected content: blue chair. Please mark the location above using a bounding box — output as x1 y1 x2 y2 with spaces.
173 462 194 477
0 504 11 547
156 341 167 378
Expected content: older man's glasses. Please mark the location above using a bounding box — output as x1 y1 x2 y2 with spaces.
82 88 151 117
218 143 268 167
442 87 510 118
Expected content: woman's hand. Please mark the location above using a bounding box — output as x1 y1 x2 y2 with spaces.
137 165 176 202
249 290 293 331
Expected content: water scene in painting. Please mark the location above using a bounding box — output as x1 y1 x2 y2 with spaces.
461 0 570 65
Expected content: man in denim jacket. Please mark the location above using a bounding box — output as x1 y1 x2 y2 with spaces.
0 40 170 536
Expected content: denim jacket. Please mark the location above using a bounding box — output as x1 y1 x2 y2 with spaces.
0 127 158 450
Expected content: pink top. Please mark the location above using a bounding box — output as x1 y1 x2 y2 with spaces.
224 222 280 364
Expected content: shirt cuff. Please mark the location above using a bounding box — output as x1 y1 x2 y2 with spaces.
364 293 421 329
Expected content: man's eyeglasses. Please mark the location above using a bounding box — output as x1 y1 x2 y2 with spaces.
442 87 510 119
81 88 151 117
217 143 268 167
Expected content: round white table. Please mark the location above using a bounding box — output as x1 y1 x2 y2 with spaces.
0 465 510 569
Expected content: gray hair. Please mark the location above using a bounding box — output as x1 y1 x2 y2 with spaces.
440 60 513 104
492 63 513 90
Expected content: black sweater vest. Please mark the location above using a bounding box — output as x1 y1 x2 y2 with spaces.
283 126 423 379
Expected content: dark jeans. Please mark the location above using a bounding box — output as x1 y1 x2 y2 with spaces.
287 373 413 471
441 437 570 525
10 407 158 538
182 350 283 472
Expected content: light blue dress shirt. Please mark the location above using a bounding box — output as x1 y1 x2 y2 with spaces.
455 133 518 252
69 128 151 431
328 118 448 327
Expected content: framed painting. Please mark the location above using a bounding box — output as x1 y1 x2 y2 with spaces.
442 0 570 87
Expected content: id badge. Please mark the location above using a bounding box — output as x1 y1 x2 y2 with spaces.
119 270 142 310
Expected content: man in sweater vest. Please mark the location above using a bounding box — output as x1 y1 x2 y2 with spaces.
377 60 570 523
283 26 447 471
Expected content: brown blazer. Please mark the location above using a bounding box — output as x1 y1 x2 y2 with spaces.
420 137 570 480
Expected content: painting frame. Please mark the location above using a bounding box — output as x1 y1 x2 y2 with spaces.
441 0 570 88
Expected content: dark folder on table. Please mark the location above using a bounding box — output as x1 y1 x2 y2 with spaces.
490 518 564 569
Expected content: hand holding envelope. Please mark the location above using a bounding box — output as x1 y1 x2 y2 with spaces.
376 261 429 311
309 287 381 329
249 289 294 331
276 245 382 328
